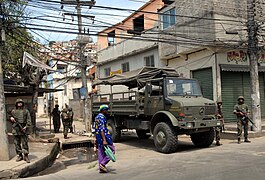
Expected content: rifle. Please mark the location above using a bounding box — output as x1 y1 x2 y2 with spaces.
221 118 225 132
7 111 27 134
242 115 257 128
237 110 257 128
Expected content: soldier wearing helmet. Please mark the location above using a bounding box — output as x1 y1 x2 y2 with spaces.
9 99 32 163
67 107 74 133
61 108 70 139
233 96 251 144
215 100 224 146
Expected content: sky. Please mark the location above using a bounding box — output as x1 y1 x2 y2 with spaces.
25 0 149 44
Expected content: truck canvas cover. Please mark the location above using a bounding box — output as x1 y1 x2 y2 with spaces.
93 67 179 89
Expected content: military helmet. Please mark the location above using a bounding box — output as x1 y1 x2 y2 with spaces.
68 107 72 111
15 99 24 106
238 96 244 101
55 104 59 108
217 101 222 105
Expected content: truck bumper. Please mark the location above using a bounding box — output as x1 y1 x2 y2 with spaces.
178 119 221 129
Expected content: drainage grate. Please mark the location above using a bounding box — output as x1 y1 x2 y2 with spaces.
62 140 94 150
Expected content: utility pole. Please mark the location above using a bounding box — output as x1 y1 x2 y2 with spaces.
61 0 95 132
0 3 10 160
247 0 261 132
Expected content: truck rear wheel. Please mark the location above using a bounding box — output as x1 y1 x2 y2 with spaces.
190 128 214 148
136 130 151 139
107 120 121 142
153 122 178 153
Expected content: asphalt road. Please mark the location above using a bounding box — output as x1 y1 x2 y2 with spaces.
22 134 265 180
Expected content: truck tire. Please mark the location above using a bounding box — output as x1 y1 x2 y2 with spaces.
107 120 121 142
136 130 151 139
190 128 214 148
153 122 178 153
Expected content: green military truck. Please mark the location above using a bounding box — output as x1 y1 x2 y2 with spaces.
92 67 221 153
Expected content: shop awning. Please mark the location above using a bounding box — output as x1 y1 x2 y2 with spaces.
220 64 265 72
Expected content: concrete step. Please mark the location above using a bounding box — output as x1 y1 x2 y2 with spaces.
224 123 265 132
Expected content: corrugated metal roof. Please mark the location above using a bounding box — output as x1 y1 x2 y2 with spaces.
220 64 265 72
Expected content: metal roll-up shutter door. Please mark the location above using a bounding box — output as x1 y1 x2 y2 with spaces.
221 72 265 122
221 72 242 122
192 68 213 100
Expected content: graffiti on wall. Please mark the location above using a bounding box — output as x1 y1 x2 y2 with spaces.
227 51 248 64
258 53 265 63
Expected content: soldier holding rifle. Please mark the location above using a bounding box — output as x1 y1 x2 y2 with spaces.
9 99 32 163
233 96 251 144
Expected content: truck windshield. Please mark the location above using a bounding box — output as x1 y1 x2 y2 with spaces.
166 78 202 96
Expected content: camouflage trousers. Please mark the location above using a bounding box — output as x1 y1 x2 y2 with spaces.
215 126 221 141
53 120 61 133
237 120 249 138
69 119 73 133
63 121 71 136
14 135 29 155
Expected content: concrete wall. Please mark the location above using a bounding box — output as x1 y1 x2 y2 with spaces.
97 47 166 95
159 0 249 60
98 47 162 78
69 99 84 119
98 35 159 63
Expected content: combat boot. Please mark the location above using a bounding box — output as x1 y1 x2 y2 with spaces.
238 138 241 144
244 138 251 143
16 154 23 162
23 154 30 163
64 135 68 139
216 141 222 146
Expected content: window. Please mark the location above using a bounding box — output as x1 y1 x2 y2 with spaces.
144 55 155 67
133 15 144 32
166 78 202 96
162 8 176 29
122 62 130 73
57 64 67 73
108 30 115 46
104 67 111 77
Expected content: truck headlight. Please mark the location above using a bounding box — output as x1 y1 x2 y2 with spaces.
186 122 193 128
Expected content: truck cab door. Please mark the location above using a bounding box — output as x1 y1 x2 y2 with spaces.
144 81 164 115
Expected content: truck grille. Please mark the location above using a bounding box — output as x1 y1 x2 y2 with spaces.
204 106 216 115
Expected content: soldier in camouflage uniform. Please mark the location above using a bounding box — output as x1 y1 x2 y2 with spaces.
61 108 70 139
9 99 32 163
68 107 74 133
215 101 223 146
233 96 251 144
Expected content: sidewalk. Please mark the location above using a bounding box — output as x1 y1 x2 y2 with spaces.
0 142 60 179
0 117 92 179
221 122 265 140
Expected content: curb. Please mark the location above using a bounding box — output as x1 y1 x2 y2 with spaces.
18 142 61 178
0 142 60 179
222 131 265 140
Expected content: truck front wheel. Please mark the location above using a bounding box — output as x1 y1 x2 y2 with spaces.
107 120 121 142
153 122 178 153
136 130 151 139
190 128 214 148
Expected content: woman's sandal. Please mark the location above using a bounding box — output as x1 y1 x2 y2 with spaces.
99 164 108 173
